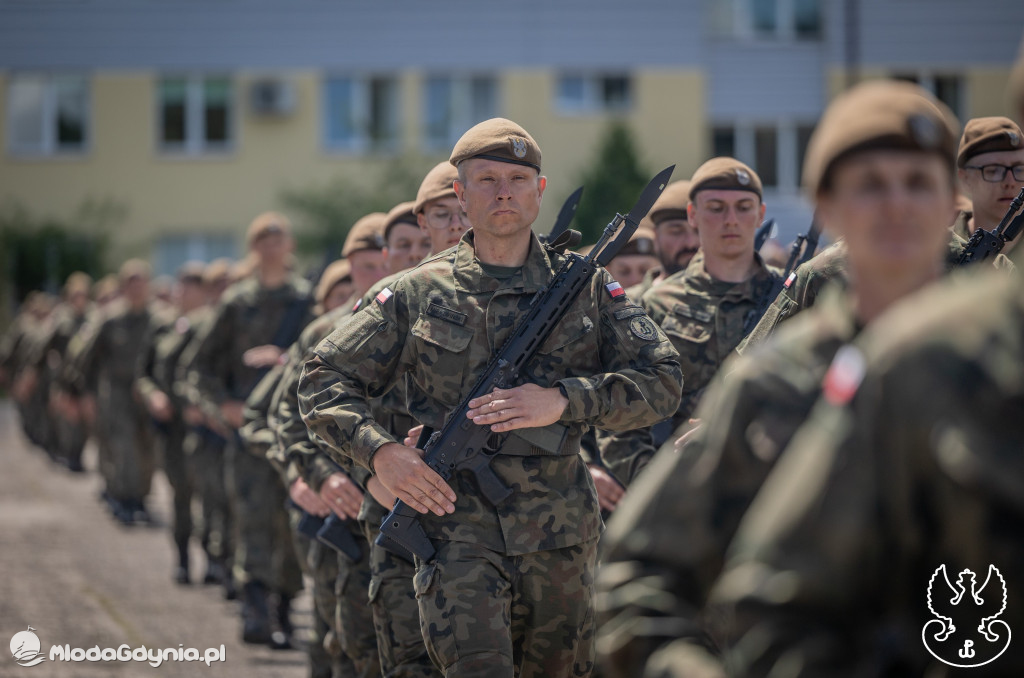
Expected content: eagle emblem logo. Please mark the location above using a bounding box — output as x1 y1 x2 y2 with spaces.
510 137 528 158
923 564 1011 668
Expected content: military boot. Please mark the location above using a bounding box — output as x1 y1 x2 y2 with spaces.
269 591 294 650
174 538 190 585
241 580 272 645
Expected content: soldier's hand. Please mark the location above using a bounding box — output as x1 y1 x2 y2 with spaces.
403 424 424 447
588 464 625 512
674 419 702 453
372 442 456 516
319 472 364 520
146 390 174 422
289 478 330 517
182 405 204 426
466 384 568 432
242 344 285 369
366 476 397 510
220 400 245 429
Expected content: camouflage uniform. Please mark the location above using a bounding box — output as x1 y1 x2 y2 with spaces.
75 300 156 512
595 286 859 677
711 262 1024 676
300 231 682 678
185 274 310 615
598 251 782 486
35 303 92 470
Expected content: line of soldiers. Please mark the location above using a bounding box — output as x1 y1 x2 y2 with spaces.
3 65 1024 678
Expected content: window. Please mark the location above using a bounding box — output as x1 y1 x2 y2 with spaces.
323 75 399 153
7 74 89 155
709 120 817 192
708 0 822 40
556 74 632 114
424 75 497 150
158 75 234 153
892 73 964 121
153 233 237 277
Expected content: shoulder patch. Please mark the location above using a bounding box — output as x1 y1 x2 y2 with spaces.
426 303 467 326
629 316 659 341
822 345 866 406
605 281 625 299
352 298 363 312
375 288 393 305
783 271 798 289
613 305 646 320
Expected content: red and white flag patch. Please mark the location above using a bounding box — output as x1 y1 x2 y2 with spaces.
375 288 394 305
822 345 866 406
606 281 625 299
783 271 798 289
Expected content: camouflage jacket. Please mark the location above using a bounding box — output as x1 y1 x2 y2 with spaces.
596 287 860 678
712 263 1024 676
136 307 206 412
299 230 682 556
184 274 312 424
76 301 155 393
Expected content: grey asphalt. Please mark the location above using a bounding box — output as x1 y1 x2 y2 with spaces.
0 400 310 678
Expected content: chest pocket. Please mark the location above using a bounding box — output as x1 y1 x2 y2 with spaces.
661 303 716 393
664 303 714 343
410 314 475 408
531 310 596 380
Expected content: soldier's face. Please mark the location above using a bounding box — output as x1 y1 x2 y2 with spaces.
654 217 700 274
819 150 954 281
252 231 294 269
419 196 470 252
454 159 546 241
323 280 354 312
606 254 660 289
689 191 764 264
958 148 1024 241
347 249 387 296
385 223 431 274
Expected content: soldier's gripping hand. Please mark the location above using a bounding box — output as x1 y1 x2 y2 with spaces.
319 472 364 520
372 443 457 517
466 384 568 432
290 478 331 518
366 476 397 510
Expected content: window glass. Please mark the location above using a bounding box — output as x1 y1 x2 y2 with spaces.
793 0 821 37
8 77 46 151
325 78 356 146
54 75 87 147
203 77 231 144
160 78 188 145
750 0 777 34
712 126 736 159
755 126 778 188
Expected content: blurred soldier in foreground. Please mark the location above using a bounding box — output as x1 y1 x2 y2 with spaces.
299 118 681 678
185 213 312 646
596 79 965 677
711 218 1024 676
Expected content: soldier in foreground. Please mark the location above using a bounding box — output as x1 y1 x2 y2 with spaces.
596 79 966 677
300 118 681 678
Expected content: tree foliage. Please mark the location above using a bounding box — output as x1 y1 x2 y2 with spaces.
571 122 651 245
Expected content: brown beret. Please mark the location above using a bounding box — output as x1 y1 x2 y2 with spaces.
689 158 763 201
245 211 292 247
615 226 658 258
119 258 151 281
649 180 692 224
203 258 233 285
803 80 959 195
449 118 541 172
342 212 386 257
414 162 459 214
92 274 120 301
383 201 419 243
957 116 1024 167
63 271 93 297
314 259 352 307
177 260 207 284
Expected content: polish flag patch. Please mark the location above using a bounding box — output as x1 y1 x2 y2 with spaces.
352 298 363 312
783 271 798 289
822 345 866 406
605 281 625 299
375 288 394 305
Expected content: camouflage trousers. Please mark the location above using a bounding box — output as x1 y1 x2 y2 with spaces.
54 409 87 469
101 387 154 503
362 512 440 678
414 539 598 678
334 525 380 678
184 426 232 563
155 416 193 546
228 441 303 595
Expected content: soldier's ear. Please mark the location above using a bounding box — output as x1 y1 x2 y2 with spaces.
537 176 547 198
453 180 468 210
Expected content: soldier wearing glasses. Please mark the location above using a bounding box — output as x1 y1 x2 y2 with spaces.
954 116 1024 254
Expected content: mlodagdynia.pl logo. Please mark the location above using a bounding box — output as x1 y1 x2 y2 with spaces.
9 625 226 668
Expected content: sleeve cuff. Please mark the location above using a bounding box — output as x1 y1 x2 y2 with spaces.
556 376 596 423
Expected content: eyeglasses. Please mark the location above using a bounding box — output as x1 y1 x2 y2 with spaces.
963 163 1024 183
424 208 471 230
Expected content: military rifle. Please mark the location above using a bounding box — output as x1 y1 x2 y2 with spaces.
957 187 1024 266
742 218 821 337
376 166 675 562
754 218 776 252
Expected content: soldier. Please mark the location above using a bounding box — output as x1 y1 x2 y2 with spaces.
626 179 698 298
8 292 58 454
595 79 965 677
299 117 682 678
185 212 312 645
710 233 1024 675
604 225 660 291
383 200 433 275
599 159 782 486
137 262 209 583
75 259 157 524
953 116 1024 254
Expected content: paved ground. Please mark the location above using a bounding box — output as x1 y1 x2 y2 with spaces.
0 400 311 678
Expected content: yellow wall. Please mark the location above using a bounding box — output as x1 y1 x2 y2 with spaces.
1 67 706 268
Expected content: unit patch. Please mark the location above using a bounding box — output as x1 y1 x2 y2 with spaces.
629 316 658 341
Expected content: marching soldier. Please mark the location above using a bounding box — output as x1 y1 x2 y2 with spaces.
299 118 681 678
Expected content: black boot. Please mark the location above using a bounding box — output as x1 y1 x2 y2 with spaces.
269 592 294 650
174 539 190 585
241 581 272 645
203 558 225 585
